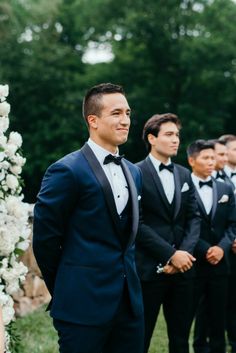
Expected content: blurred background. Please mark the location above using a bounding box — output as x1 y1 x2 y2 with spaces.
0 0 236 202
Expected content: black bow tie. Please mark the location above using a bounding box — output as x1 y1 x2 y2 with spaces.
199 180 213 188
231 172 236 178
159 163 174 173
103 154 124 165
216 171 225 180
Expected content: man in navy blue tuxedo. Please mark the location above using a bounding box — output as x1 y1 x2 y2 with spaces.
33 83 144 353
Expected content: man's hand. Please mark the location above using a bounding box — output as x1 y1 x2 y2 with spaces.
232 239 236 255
170 250 196 272
163 264 179 275
206 246 224 265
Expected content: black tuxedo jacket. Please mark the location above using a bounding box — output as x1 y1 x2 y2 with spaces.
193 178 236 277
33 143 143 325
135 157 201 281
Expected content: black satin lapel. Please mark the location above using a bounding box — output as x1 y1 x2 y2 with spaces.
146 157 171 220
121 160 139 249
211 179 218 221
173 165 181 219
195 188 209 220
80 143 122 235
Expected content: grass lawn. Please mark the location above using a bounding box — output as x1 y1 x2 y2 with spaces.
14 306 194 353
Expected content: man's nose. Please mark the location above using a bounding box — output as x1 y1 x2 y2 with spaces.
120 113 130 124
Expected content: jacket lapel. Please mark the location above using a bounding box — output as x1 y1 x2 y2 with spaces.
145 157 172 221
173 165 181 220
120 160 139 250
80 143 122 238
194 188 209 221
211 178 218 221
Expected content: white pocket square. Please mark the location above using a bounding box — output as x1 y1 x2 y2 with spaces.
181 182 189 192
218 194 229 203
138 195 141 201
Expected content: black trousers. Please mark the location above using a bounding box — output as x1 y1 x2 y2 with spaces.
227 274 236 352
141 274 194 353
192 275 228 353
53 283 144 353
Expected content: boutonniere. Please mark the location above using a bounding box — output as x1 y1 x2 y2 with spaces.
181 182 189 192
218 194 229 203
138 195 141 201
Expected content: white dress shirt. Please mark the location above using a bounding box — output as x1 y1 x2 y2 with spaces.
224 165 236 188
192 173 213 215
87 139 128 214
212 170 224 183
149 154 175 204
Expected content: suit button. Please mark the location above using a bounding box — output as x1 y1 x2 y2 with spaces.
123 274 126 278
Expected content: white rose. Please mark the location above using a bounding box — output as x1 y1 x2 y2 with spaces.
17 239 30 251
11 154 26 167
0 134 7 147
1 160 9 169
0 152 5 162
9 164 22 175
0 85 9 101
6 174 19 190
2 297 15 325
5 143 18 157
0 169 5 181
0 116 9 132
8 132 23 148
0 101 10 116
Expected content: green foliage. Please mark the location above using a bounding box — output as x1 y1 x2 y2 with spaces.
1 0 236 200
14 307 58 353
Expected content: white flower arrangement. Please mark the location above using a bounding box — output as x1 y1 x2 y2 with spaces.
0 84 30 352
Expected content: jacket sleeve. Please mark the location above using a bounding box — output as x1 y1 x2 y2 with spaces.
33 162 78 295
218 187 236 252
179 173 201 253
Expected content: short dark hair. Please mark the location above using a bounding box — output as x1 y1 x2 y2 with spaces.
219 134 236 146
82 83 125 126
208 139 226 148
142 113 181 152
187 139 215 158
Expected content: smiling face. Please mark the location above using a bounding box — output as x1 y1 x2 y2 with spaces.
188 148 216 179
88 93 131 153
148 122 180 162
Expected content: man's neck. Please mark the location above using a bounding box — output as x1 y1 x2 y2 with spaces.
192 171 210 180
150 151 170 164
227 162 236 171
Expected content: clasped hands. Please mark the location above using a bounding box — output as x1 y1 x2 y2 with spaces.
163 250 196 275
206 246 224 265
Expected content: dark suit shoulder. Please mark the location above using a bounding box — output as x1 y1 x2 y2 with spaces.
173 163 191 176
215 179 234 193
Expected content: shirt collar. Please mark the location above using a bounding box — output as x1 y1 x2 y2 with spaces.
191 173 212 189
87 138 119 166
224 164 236 176
149 153 171 171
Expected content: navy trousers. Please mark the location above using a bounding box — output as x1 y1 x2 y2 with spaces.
53 283 144 353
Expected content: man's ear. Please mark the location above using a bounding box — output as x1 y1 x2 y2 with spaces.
147 133 156 146
188 156 195 169
87 114 98 129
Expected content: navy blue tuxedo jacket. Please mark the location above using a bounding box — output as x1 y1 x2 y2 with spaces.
194 178 236 277
136 157 201 281
33 143 143 325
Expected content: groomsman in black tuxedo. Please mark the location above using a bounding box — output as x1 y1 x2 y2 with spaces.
136 113 201 353
219 135 236 353
193 138 235 353
187 139 236 353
